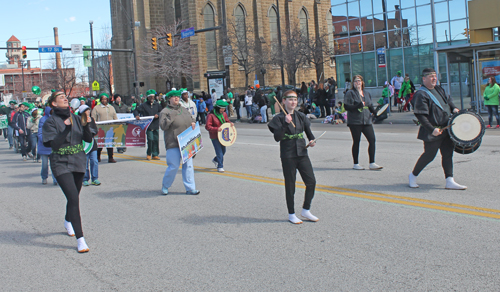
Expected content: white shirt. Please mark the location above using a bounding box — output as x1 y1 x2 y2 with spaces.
245 95 253 106
391 76 404 90
180 98 198 120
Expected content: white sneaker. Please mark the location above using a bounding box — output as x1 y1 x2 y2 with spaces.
353 164 365 170
77 237 89 253
301 209 319 222
64 220 75 236
212 158 218 168
369 163 383 170
217 168 225 173
409 173 419 188
288 214 303 224
445 177 467 190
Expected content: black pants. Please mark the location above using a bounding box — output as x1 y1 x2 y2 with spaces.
97 147 113 161
348 125 376 164
235 106 241 120
281 156 316 214
56 172 85 238
412 136 454 178
197 112 206 125
486 105 500 126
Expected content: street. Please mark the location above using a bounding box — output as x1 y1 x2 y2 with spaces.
2 123 500 291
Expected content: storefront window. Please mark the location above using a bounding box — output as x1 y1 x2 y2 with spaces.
450 19 468 42
404 47 422 84
336 55 351 89
388 29 402 48
360 0 373 17
375 31 387 49
449 0 467 20
401 0 414 9
417 44 434 75
417 24 433 45
363 33 375 51
377 65 388 87
387 48 403 80
373 14 386 32
351 36 362 54
435 22 451 45
363 52 377 87
438 52 447 85
335 37 350 55
416 5 432 25
434 2 449 23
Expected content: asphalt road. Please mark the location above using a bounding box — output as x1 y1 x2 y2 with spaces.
2 122 500 291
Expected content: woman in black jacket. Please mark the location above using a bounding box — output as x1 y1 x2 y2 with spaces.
42 91 93 253
344 75 382 170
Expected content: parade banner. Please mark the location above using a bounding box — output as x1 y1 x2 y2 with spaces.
95 116 153 148
177 122 203 164
117 113 135 120
0 115 7 129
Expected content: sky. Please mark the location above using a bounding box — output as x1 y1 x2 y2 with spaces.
0 0 111 75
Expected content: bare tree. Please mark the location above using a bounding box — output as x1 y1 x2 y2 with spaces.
272 22 308 86
300 31 333 83
94 24 113 95
225 20 265 87
46 52 79 97
139 20 197 86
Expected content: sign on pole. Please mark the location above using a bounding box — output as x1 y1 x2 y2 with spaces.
38 45 63 53
377 48 386 68
83 46 92 67
181 27 195 39
92 81 100 91
222 45 232 66
71 44 83 54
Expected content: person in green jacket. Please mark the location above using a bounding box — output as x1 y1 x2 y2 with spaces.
267 90 277 116
483 76 500 128
399 76 412 111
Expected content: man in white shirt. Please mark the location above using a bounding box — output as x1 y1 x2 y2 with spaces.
211 89 218 106
180 89 198 121
391 71 404 106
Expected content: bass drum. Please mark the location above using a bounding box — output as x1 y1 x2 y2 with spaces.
447 110 485 154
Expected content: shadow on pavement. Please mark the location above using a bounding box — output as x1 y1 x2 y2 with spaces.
336 183 440 193
0 230 74 250
0 181 50 188
92 189 164 199
179 214 284 225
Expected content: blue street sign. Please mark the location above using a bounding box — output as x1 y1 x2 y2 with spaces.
38 45 63 53
377 48 386 68
181 27 195 39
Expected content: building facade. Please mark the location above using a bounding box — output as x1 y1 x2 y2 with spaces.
332 0 500 111
110 0 336 96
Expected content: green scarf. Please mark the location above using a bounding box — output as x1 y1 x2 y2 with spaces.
214 111 225 125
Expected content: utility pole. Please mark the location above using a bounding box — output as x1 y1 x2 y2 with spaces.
276 0 286 89
130 6 140 99
221 0 230 91
90 20 95 93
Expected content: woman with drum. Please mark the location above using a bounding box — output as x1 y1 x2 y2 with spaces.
159 89 199 195
483 76 500 128
42 90 93 252
344 75 383 170
409 68 466 190
206 99 234 173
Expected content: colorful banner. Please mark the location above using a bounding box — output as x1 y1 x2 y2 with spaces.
117 113 135 120
0 115 7 129
95 117 153 148
177 122 203 164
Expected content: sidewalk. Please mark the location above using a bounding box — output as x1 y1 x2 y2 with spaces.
229 108 489 125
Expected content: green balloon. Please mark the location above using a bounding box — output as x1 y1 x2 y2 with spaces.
32 86 41 95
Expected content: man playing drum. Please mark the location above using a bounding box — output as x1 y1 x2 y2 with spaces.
409 68 466 190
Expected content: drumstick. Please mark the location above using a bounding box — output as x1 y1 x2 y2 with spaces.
440 123 455 131
273 96 295 128
305 131 326 148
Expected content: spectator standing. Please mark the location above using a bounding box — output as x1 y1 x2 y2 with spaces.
91 93 118 163
483 76 500 128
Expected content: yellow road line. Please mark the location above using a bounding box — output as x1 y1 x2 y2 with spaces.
113 153 500 220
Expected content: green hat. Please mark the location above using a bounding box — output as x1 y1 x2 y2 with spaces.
146 89 156 96
9 100 17 105
397 70 402 76
21 102 30 107
79 97 86 101
99 93 109 99
215 99 229 108
166 89 183 99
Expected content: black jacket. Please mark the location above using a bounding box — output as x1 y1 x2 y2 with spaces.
268 111 315 158
413 85 457 142
13 111 30 136
133 100 162 130
344 89 376 126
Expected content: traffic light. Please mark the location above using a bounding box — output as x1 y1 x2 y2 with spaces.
358 42 362 52
166 33 173 47
463 28 469 37
22 46 27 59
151 37 158 51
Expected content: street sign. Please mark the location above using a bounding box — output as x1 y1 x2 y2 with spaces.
92 81 100 91
71 44 83 54
224 57 232 66
38 45 63 53
223 46 232 66
377 48 386 68
181 27 195 39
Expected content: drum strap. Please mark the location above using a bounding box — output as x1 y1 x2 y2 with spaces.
419 87 443 111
